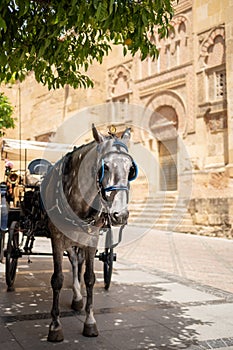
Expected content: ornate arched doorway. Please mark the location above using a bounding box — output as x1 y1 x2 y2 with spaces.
149 105 178 191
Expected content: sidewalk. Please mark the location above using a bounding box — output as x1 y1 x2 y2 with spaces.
0 228 233 349
116 226 233 294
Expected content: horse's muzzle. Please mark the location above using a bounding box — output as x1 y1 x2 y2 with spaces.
111 209 129 226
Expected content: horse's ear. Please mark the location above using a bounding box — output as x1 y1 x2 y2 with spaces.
121 127 131 145
92 123 104 143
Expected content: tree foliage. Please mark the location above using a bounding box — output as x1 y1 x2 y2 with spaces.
0 0 175 90
0 93 15 136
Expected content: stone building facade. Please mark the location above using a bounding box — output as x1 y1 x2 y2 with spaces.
1 0 233 235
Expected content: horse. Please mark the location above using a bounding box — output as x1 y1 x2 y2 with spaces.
40 124 138 342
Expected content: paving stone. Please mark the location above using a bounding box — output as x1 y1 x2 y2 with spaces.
94 310 156 332
6 317 117 350
112 262 168 284
102 323 198 349
155 282 223 303
184 304 233 341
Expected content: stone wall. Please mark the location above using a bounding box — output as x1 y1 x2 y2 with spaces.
188 197 233 238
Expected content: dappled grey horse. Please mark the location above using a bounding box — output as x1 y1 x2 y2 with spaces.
41 124 137 342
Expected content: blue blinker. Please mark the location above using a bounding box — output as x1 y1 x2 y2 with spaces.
128 161 138 182
99 159 105 183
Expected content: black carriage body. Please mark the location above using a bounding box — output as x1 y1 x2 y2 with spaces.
7 208 20 228
4 158 51 289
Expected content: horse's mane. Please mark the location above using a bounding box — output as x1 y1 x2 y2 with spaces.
62 134 115 176
62 140 96 176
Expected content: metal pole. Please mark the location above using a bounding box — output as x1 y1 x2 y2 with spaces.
18 83 22 174
25 148 27 175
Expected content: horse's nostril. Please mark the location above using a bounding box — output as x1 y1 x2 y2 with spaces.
113 212 119 220
113 210 129 222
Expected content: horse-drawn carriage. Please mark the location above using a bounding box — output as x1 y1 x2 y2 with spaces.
1 155 117 291
0 125 138 341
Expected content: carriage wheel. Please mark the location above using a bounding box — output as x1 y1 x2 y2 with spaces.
5 221 22 290
103 248 113 290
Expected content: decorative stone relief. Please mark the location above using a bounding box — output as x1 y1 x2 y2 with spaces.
146 13 191 76
198 25 225 69
204 111 227 133
197 25 227 116
107 62 132 100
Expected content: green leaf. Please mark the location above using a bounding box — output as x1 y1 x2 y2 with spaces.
0 15 7 32
18 0 30 18
0 92 15 135
0 0 175 89
96 1 108 21
109 0 114 14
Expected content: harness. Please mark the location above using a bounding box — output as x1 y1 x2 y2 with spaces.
41 156 100 235
40 139 138 247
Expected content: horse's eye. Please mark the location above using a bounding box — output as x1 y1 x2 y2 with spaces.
104 164 109 172
128 161 138 182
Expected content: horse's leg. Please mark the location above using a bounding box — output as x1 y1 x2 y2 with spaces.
83 247 98 337
47 236 64 342
66 247 83 311
78 248 86 296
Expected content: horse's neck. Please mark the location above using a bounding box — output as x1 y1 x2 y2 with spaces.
63 144 100 219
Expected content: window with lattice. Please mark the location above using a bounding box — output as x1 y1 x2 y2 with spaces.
207 69 226 101
216 71 226 99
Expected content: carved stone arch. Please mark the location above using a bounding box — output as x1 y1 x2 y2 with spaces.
149 14 191 62
145 90 187 138
150 14 190 46
169 14 191 40
151 14 190 68
108 64 132 98
199 25 225 67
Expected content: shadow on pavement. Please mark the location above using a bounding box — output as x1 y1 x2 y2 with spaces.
0 256 210 349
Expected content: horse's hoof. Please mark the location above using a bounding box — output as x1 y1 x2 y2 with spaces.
47 329 64 342
71 299 83 312
83 323 99 337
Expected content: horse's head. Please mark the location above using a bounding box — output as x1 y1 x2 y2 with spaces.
93 124 138 226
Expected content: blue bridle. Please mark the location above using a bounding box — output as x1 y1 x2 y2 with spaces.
97 140 138 195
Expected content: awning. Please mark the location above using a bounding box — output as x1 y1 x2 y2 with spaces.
1 138 73 163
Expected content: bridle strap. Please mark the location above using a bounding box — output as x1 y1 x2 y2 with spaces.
112 139 128 152
97 152 137 190
104 185 128 192
97 141 137 199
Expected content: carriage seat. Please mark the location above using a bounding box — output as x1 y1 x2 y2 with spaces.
25 158 52 187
